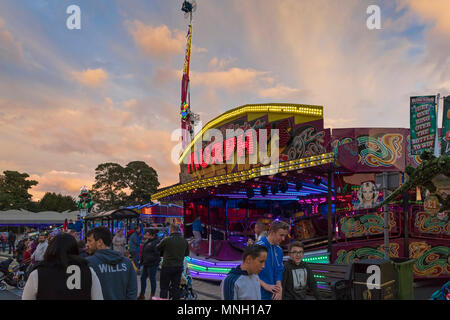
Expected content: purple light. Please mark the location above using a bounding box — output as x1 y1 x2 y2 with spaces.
317 285 329 290
187 257 239 268
190 271 227 281
140 214 183 218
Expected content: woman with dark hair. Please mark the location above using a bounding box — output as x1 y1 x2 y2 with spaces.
22 233 103 300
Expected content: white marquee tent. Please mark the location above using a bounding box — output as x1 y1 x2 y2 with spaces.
0 209 79 225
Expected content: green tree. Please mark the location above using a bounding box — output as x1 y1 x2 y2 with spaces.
0 171 38 210
91 161 160 211
91 163 128 211
38 192 77 212
124 161 160 206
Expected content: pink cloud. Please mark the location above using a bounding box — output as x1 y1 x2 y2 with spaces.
1 92 181 196
128 21 186 59
208 57 236 70
191 67 268 92
72 68 108 87
258 85 310 100
152 67 180 86
29 171 93 201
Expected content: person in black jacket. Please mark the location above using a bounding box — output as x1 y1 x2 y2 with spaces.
8 232 16 255
157 224 189 300
15 237 27 262
138 229 161 300
282 241 321 300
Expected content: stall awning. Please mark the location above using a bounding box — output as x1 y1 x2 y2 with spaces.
0 209 79 225
84 208 140 221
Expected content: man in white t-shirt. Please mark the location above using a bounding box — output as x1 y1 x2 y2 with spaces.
31 234 48 264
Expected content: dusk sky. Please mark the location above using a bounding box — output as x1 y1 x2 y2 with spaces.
1 0 449 201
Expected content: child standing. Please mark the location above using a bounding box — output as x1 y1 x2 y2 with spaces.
221 244 268 300
282 241 321 300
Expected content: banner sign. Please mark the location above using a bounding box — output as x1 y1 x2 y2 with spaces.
410 96 437 155
441 96 450 156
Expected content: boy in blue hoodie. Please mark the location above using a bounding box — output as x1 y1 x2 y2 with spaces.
221 244 268 300
256 221 290 300
86 227 138 300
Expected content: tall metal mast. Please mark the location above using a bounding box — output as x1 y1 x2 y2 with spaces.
180 1 198 150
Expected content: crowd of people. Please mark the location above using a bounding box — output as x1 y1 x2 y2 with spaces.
221 221 322 301
2 218 321 301
6 221 190 300
1 231 16 254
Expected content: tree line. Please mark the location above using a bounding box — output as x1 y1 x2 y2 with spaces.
0 161 160 213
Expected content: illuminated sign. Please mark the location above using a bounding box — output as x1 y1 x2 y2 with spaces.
180 104 328 182
187 129 262 173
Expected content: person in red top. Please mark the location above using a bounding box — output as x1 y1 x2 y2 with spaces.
62 219 68 232
22 240 33 262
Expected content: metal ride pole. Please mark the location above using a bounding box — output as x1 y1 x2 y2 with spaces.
327 171 333 258
383 172 390 261
208 198 212 258
225 199 228 241
84 219 87 240
183 200 186 238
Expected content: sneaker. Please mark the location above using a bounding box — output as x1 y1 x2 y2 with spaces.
138 294 145 300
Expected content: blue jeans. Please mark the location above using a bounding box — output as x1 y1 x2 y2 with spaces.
140 265 159 296
8 242 15 254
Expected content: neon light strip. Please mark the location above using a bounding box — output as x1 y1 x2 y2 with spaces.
189 270 228 280
139 215 183 218
152 153 333 200
303 255 329 264
186 254 328 272
187 254 329 281
187 263 231 273
186 257 239 268
215 195 304 200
